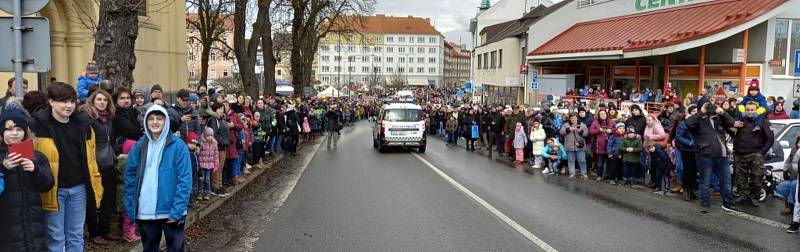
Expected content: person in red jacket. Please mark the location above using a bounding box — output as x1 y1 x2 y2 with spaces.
768 102 790 120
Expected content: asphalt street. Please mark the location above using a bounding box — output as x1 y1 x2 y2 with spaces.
253 122 800 251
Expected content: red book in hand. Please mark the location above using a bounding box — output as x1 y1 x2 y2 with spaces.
8 139 34 160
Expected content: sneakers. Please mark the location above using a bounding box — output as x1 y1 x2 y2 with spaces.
542 168 550 174
722 205 742 214
736 197 759 207
787 222 799 233
581 175 588 181
609 180 617 185
595 177 602 182
569 175 576 179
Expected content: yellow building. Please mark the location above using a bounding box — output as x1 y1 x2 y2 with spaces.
0 0 187 94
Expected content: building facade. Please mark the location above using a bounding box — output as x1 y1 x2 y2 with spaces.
317 14 445 89
524 0 800 106
0 0 188 93
186 13 235 88
443 41 471 87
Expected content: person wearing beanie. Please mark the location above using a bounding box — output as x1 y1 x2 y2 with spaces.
589 109 615 181
0 105 55 252
625 104 647 137
606 122 627 184
167 89 199 140
791 100 800 119
77 61 103 103
150 84 164 100
621 126 643 186
185 131 201 207
738 79 768 111
197 127 218 201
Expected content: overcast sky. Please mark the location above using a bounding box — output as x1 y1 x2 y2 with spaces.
374 0 481 49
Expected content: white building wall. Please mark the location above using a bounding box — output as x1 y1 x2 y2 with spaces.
475 37 523 87
764 0 800 100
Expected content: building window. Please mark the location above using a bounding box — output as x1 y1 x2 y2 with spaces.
334 45 340 52
399 37 405 43
429 68 436 73
362 67 369 72
418 67 424 73
363 46 370 53
348 56 354 62
416 47 423 54
348 46 356 52
418 37 425 43
386 36 394 42
399 67 405 73
387 67 394 73
399 57 405 63
773 19 800 76
429 57 436 64
210 51 216 61
374 56 382 62
388 57 394 63
490 51 497 68
322 76 330 82
348 66 355 72
418 57 424 63
362 56 369 62
189 71 194 78
335 66 341 72
322 56 330 62
321 45 329 51
498 49 503 68
374 67 381 72
387 47 394 53
335 56 341 62
429 37 437 43
322 66 330 72
399 47 405 53
429 48 436 53
274 70 279 76
409 68 414 73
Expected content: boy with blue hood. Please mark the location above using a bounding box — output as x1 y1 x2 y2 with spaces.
737 80 768 130
124 105 192 252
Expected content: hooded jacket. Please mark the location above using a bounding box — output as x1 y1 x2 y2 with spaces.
685 110 735 158
124 105 192 221
732 114 774 156
529 126 547 155
541 140 567 160
589 118 615 154
167 103 199 139
675 121 695 152
625 106 647 136
77 73 103 103
29 107 102 212
559 122 588 152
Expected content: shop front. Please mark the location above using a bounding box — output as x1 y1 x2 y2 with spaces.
669 64 762 100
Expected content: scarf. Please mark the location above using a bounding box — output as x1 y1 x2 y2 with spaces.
98 109 110 123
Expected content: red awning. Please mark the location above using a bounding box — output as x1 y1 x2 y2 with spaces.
528 0 787 58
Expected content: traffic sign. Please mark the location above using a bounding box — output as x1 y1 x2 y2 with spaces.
464 82 472 92
0 17 51 72
532 70 538 79
0 0 50 16
794 79 800 98
795 49 800 76
531 80 539 90
519 64 528 74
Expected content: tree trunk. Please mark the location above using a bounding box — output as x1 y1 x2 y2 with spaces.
261 19 276 96
93 0 139 89
234 0 268 98
200 46 211 88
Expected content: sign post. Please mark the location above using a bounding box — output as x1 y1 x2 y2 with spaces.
0 0 51 98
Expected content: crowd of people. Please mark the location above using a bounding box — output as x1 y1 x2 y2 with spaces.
0 61 381 252
416 80 800 234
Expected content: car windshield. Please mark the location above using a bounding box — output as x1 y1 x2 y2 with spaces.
771 123 786 136
384 109 422 122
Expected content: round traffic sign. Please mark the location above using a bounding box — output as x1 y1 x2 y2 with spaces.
0 0 51 16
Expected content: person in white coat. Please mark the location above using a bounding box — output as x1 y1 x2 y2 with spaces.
529 121 547 169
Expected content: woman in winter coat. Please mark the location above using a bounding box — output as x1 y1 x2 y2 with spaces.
559 113 589 180
512 122 528 164
768 102 790 120
0 106 55 252
644 114 667 145
589 110 615 181
445 112 459 146
541 138 568 175
529 121 547 169
80 89 118 243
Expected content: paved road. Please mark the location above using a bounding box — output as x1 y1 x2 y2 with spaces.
253 122 800 251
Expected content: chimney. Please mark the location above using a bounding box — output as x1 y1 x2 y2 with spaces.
408 15 414 18
426 18 431 24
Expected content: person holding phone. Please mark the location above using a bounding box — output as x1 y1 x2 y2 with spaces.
0 105 55 251
167 89 199 140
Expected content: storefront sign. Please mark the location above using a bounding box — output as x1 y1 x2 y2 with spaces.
669 65 760 79
714 87 728 101
769 59 783 67
519 64 528 75
613 66 652 78
539 67 581 75
635 0 696 12
669 66 700 79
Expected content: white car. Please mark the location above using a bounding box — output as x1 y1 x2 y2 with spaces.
764 119 800 178
373 103 427 153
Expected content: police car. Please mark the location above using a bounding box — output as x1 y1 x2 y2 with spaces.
373 103 426 153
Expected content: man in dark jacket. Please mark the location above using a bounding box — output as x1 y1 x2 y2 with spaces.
113 87 144 154
492 106 505 155
0 78 27 113
167 89 199 140
284 105 301 155
676 104 699 200
625 104 647 136
325 105 341 149
685 102 737 213
731 102 775 207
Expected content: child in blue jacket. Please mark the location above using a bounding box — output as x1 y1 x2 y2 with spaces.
606 123 626 185
541 138 567 175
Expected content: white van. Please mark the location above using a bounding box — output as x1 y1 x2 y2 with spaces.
373 103 426 153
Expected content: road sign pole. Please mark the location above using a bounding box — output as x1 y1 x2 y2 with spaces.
13 0 23 98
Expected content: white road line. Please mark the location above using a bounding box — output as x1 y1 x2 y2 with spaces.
411 153 559 252
725 210 788 229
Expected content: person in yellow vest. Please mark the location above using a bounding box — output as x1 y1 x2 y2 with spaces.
29 82 102 251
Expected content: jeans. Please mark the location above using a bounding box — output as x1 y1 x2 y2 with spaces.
547 159 561 174
623 161 638 182
673 150 683 183
138 219 186 252
495 133 505 153
45 185 87 252
200 169 212 192
270 134 283 153
447 132 456 144
567 150 587 176
698 156 734 207
327 130 340 147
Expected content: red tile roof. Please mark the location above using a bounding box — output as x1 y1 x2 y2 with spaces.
329 15 441 36
528 0 787 57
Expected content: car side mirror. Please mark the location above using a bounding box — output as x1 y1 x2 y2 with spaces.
780 141 790 149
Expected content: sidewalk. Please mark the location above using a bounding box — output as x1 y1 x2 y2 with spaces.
438 135 793 228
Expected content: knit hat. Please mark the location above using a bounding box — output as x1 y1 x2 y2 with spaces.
0 107 28 132
186 132 199 145
151 84 163 94
86 61 98 74
615 122 626 129
626 126 636 134
630 104 642 113
189 93 199 104
203 127 214 136
748 81 759 92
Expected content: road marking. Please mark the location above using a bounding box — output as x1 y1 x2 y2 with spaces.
411 153 559 252
725 210 788 229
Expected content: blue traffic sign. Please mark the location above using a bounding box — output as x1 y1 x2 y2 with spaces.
795 49 800 76
531 81 539 90
464 82 472 92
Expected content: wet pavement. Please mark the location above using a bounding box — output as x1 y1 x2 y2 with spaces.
187 122 800 251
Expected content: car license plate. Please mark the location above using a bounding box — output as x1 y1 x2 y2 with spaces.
391 131 407 136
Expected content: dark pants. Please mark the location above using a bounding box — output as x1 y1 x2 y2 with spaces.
138 219 186 252
607 157 622 180
224 158 235 184
623 161 638 183
86 186 101 237
485 132 495 151
467 138 477 150
681 151 698 192
495 132 505 153
595 154 608 179
252 141 266 163
98 168 117 236
447 132 457 144
287 134 299 153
